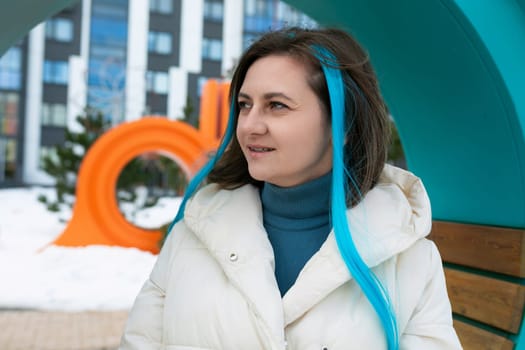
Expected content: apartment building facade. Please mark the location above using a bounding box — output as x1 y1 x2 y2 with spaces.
0 0 316 187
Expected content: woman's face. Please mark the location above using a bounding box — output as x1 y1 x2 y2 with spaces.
236 54 332 187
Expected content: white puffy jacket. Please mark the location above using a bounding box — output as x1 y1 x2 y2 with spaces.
120 165 462 350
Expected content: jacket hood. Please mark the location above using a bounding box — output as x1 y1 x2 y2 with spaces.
344 163 432 267
184 164 431 268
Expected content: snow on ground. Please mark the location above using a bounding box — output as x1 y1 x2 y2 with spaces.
0 187 181 311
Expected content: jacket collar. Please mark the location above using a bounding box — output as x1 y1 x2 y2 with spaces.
183 164 431 330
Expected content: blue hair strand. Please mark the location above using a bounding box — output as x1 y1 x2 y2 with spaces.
312 45 399 350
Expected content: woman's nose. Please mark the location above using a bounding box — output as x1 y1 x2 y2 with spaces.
238 108 267 135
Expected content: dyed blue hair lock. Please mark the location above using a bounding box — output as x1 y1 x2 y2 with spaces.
312 45 399 350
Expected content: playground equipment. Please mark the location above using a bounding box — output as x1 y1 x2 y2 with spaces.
52 80 230 253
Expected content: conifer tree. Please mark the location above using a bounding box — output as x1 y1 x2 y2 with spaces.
39 107 107 212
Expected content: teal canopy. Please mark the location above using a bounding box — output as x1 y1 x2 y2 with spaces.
0 0 79 55
286 0 525 228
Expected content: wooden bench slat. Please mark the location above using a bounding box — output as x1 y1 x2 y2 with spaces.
453 320 514 350
445 268 525 333
430 221 525 277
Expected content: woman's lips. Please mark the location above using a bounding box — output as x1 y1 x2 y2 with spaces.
246 144 276 158
248 145 275 152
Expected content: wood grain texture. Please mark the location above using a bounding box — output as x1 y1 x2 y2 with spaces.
454 320 514 350
445 268 525 333
429 221 525 277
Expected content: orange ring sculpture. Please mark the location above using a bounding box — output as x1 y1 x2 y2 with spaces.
53 80 230 253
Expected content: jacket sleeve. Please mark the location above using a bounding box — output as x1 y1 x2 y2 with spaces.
119 223 183 350
400 241 463 350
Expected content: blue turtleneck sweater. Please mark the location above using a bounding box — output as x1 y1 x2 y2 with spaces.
261 172 332 296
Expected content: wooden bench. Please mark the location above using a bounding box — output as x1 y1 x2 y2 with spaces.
429 221 525 350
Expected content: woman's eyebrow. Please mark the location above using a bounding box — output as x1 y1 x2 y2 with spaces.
238 92 251 99
238 91 297 105
263 92 295 102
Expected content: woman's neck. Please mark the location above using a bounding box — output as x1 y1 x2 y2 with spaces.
260 171 332 296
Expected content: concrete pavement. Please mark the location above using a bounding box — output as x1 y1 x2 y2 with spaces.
0 310 128 350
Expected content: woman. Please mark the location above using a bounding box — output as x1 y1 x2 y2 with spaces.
120 27 462 350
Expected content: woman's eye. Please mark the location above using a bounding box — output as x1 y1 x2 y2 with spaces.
238 101 251 110
269 101 288 110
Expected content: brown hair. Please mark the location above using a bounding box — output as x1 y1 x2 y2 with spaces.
207 27 390 207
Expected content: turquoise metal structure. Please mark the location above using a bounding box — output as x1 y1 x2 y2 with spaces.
287 0 525 229
285 0 525 347
0 0 79 56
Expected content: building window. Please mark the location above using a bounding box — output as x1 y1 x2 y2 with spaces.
242 0 318 50
45 17 74 42
88 0 128 122
202 38 222 61
43 60 68 85
243 33 258 50
148 31 172 55
42 103 67 127
275 2 317 28
244 0 272 17
197 76 208 97
243 16 273 33
244 0 256 16
204 1 223 21
150 0 172 14
146 71 169 94
0 92 19 136
0 47 22 90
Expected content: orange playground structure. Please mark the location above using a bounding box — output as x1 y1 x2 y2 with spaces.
52 80 230 253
